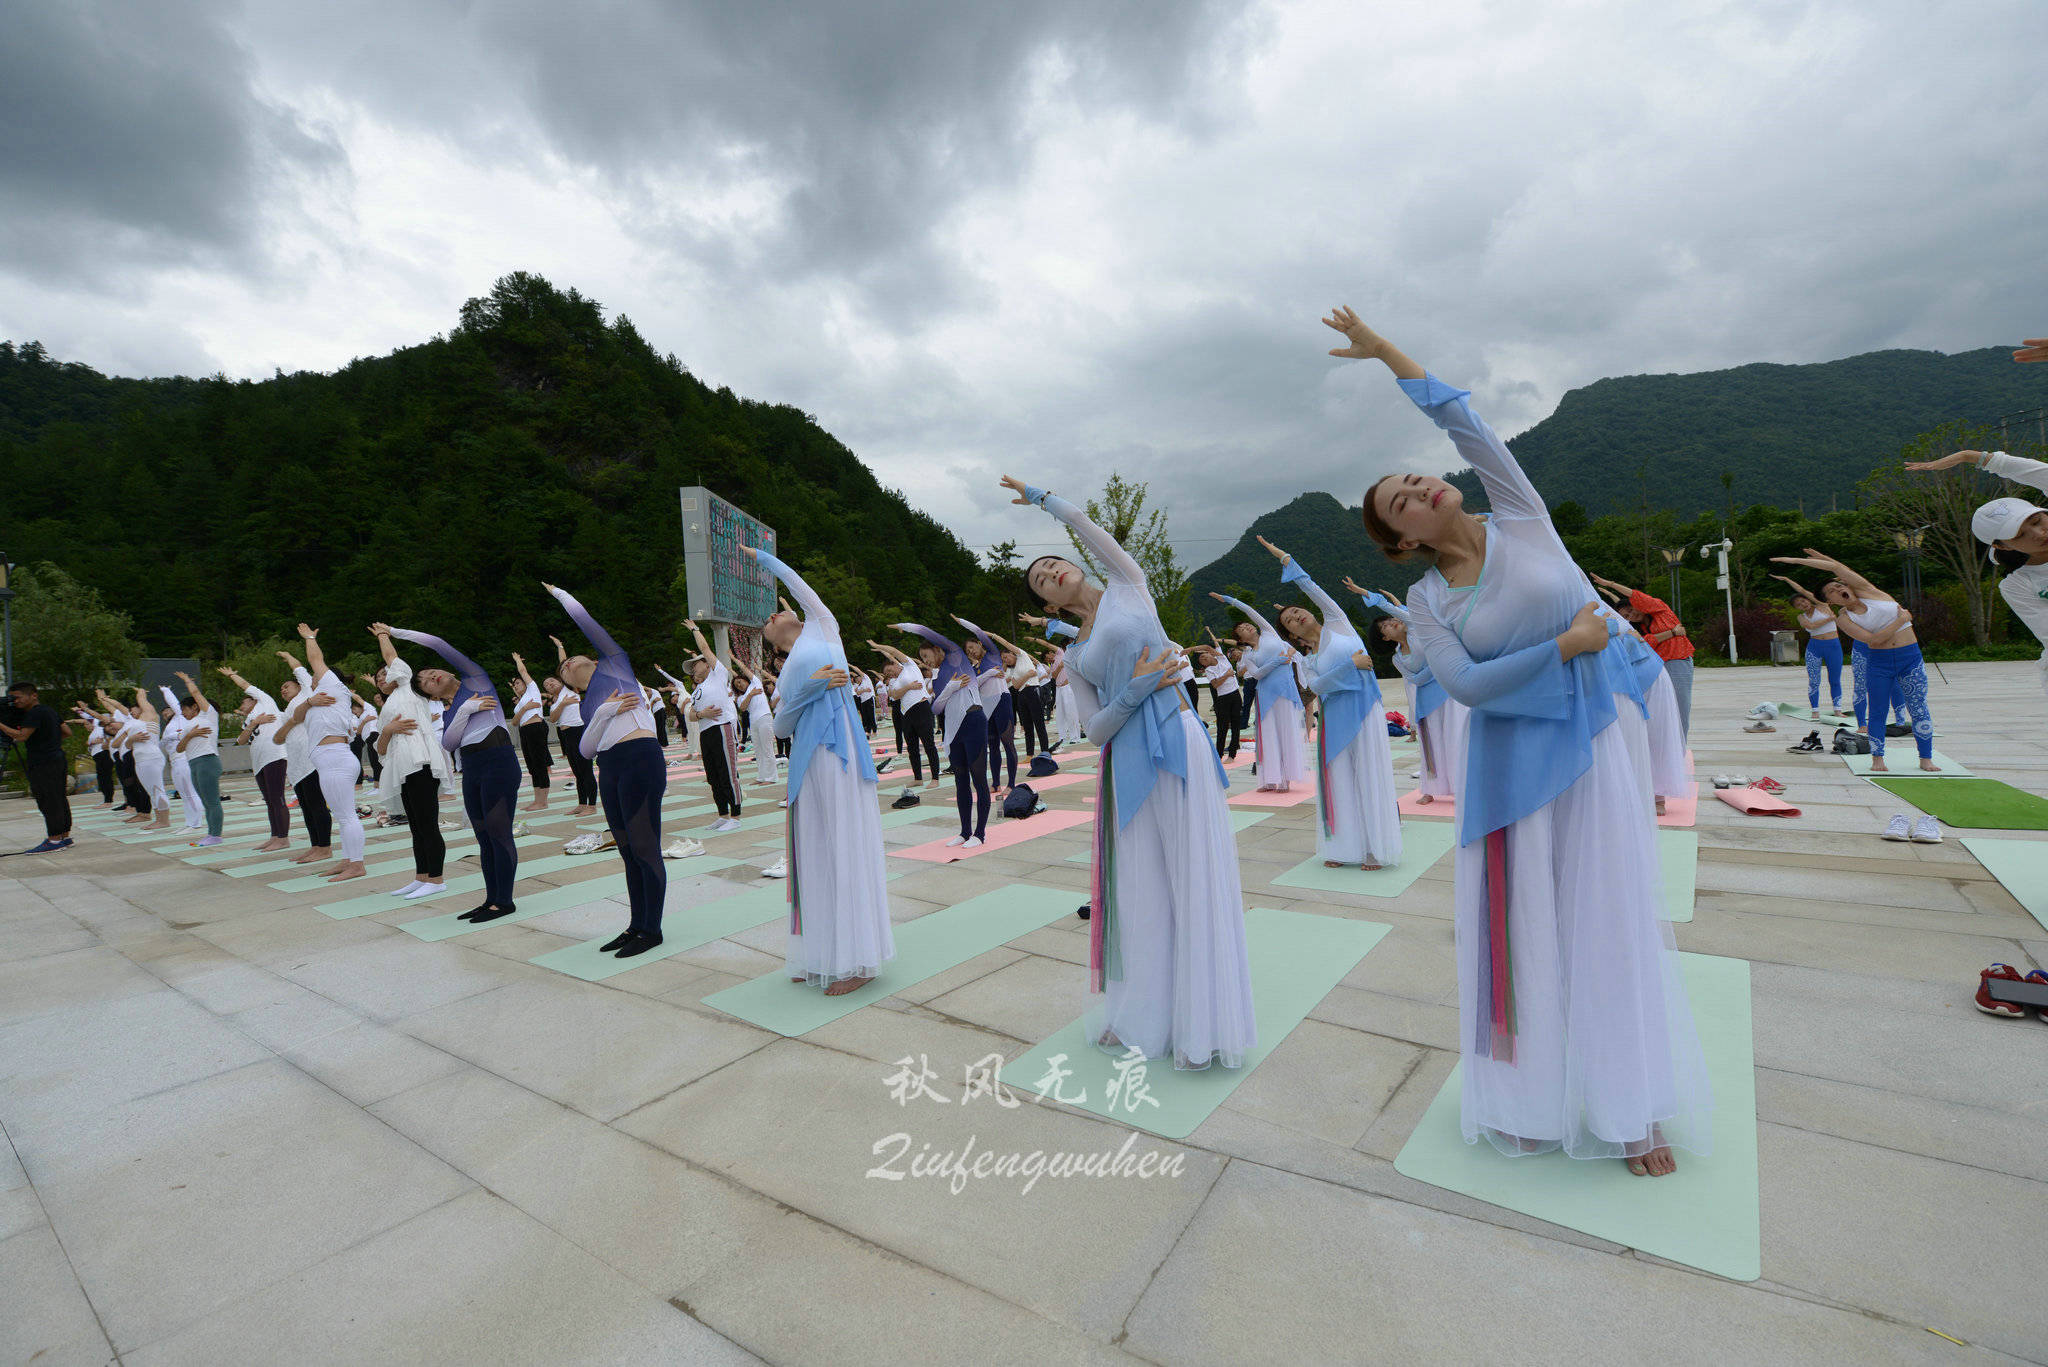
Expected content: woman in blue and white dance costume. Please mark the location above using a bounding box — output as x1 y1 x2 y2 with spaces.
1208 593 1308 792
1009 475 1254 1071
1331 304 1709 1176
1351 582 1469 805
748 547 895 995
1255 536 1402 870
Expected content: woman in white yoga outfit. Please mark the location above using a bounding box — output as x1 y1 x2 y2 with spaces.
545 645 600 818
1211 593 1308 792
745 548 893 994
1908 446 2048 704
1013 475 1255 1071
274 623 367 882
157 687 202 830
1335 304 1708 1176
271 653 333 864
1350 584 1469 805
110 688 171 828
681 622 745 830
732 656 781 786
1255 539 1402 870
510 653 554 812
368 624 453 901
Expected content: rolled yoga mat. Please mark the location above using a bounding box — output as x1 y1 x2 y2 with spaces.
1008 907 1389 1140
1393 952 1758 1282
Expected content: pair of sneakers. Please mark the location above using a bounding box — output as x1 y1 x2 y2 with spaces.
564 831 616 855
662 837 705 859
1975 964 2048 1020
1880 813 1942 843
709 815 743 833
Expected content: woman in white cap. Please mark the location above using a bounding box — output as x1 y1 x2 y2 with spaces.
1907 447 2048 702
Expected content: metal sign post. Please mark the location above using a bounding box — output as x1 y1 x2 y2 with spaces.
1700 538 1735 662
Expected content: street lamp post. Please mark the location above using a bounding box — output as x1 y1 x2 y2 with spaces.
1893 526 1927 610
1658 547 1687 618
0 555 14 687
1700 538 1736 663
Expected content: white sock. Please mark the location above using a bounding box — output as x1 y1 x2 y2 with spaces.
389 881 422 896
405 882 445 899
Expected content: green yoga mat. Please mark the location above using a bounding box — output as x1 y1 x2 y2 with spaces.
314 850 603 919
1269 822 1455 897
400 867 677 941
1393 952 1758 1281
268 832 554 892
529 881 788 981
702 883 1076 1036
1066 810 1269 864
1843 749 1971 778
1008 907 1387 1139
222 827 471 878
1869 777 2048 830
1659 828 1697 923
1960 837 2048 934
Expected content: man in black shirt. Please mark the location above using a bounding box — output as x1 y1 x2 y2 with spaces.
3 681 73 852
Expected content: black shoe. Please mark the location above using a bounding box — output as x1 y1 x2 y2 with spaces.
468 903 519 923
1786 731 1823 754
876 757 895 774
457 903 493 921
1076 902 1091 921
599 931 633 952
1047 741 1063 754
614 932 664 958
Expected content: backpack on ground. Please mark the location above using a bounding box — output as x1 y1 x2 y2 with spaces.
1001 784 1043 819
1831 728 1872 755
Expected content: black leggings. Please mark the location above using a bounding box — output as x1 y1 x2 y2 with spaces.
599 737 668 936
951 707 991 839
557 725 598 805
294 772 333 847
858 697 877 735
518 721 553 789
256 759 290 839
116 752 146 813
987 693 1016 790
93 750 115 802
461 740 522 908
890 699 904 752
400 769 446 878
653 710 669 747
1213 691 1242 758
700 722 742 817
902 701 941 781
1018 687 1049 756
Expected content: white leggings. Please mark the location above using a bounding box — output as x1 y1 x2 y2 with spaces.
132 747 168 812
313 741 366 860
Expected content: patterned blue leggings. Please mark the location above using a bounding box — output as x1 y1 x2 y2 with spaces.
1863 643 1935 759
1851 641 1910 732
1805 637 1843 711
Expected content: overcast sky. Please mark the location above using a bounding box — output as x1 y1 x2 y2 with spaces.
4 0 2043 568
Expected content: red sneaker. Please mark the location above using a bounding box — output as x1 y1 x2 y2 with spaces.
2027 969 2048 1023
1976 963 2027 1018
1749 777 1786 794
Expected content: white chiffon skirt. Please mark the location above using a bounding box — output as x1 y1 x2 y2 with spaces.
1254 695 1308 788
1453 695 1713 1160
784 723 895 987
1092 709 1256 1071
1415 698 1469 801
1316 702 1403 866
1054 685 1084 744
1644 670 1692 798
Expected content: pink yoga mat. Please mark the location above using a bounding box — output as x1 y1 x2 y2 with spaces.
893 808 1092 862
1228 785 1314 809
1020 772 1092 792
1714 787 1802 817
1397 790 1698 828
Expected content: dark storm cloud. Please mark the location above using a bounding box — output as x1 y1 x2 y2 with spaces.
0 0 343 287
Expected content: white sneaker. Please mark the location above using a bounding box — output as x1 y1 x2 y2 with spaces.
1881 814 1911 842
1743 721 1775 733
663 838 706 859
962 836 984 849
760 858 787 879
1747 704 1777 720
778 798 789 809
389 880 422 897
565 832 603 855
715 816 742 833
512 821 532 837
1711 774 1734 789
944 835 966 848
405 882 445 899
1909 815 1943 844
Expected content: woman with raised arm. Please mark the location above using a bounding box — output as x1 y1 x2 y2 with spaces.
682 620 745 830
1011 475 1254 1071
386 625 523 918
547 634 601 817
269 649 332 864
365 624 453 900
1585 580 1691 816
509 652 555 813
276 625 367 881
746 548 894 992
1332 304 1708 1176
1257 538 1403 869
1208 592 1308 792
1907 447 2048 702
542 587 669 956
115 688 172 828
1768 574 1847 717
958 617 1019 796
1769 550 1936 772
731 655 781 787
875 624 990 846
1349 580 1470 805
169 670 225 845
1022 612 1086 749
883 652 942 786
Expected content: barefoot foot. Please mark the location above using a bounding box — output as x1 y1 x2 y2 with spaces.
325 861 367 883
823 974 873 996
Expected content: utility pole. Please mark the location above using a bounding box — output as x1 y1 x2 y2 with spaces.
0 555 14 686
1701 538 1736 662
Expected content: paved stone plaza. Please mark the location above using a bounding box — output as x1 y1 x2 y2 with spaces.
3 663 2044 1365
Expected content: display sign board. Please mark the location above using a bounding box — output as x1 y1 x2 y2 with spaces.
679 486 778 626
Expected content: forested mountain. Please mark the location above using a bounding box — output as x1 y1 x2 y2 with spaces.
0 273 993 672
1187 492 1422 644
1506 346 2038 517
